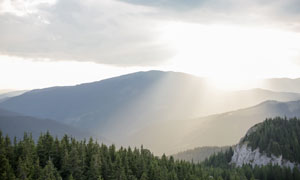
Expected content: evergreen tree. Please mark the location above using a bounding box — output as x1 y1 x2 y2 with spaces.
86 154 102 180
40 159 62 180
0 154 15 180
1 121 300 180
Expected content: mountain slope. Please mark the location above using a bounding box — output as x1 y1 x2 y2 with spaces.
0 90 27 103
0 108 99 141
202 117 300 170
0 71 210 139
261 78 300 93
172 146 229 163
231 117 300 169
1 71 300 148
132 100 300 155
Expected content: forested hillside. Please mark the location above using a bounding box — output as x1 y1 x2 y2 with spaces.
204 117 300 172
1 130 300 180
242 117 300 163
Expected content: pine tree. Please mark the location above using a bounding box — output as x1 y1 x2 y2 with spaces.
40 159 62 180
37 131 55 167
86 154 102 180
140 172 148 180
31 158 42 180
0 154 15 180
1 126 300 180
67 174 74 180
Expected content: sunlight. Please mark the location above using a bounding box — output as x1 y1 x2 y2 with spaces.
0 55 150 90
159 22 300 90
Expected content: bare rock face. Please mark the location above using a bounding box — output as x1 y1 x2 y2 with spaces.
230 144 299 169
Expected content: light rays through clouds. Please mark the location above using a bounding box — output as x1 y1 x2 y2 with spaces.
159 22 300 90
1 0 300 90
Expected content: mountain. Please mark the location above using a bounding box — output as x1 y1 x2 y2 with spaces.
172 146 229 163
202 117 300 170
0 90 27 103
0 71 210 140
1 71 300 151
231 117 300 169
0 108 100 141
261 78 300 93
131 100 300 155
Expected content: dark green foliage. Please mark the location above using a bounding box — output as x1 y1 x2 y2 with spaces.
242 117 300 162
40 159 62 180
203 147 234 168
0 130 300 180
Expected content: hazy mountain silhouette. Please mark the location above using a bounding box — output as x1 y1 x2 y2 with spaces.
261 78 300 93
0 90 27 103
0 108 102 142
0 71 208 139
132 100 300 155
1 71 300 151
172 146 230 163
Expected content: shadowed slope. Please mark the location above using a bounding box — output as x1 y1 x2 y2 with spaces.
132 100 300 155
0 108 104 142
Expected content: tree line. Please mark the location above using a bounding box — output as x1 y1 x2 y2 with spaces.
1 117 300 180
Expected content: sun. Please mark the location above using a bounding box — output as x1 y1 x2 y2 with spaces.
158 22 300 90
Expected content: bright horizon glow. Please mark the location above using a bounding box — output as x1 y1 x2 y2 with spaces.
0 55 153 90
159 22 300 90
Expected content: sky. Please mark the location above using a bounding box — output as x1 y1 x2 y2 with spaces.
1 0 300 90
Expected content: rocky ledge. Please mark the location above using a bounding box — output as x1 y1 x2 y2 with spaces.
230 144 300 170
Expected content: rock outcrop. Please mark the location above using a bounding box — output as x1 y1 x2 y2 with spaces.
230 144 300 169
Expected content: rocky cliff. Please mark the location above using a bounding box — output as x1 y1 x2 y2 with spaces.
230 144 299 169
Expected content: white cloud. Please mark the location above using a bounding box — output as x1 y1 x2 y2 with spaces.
119 0 300 32
0 0 56 16
0 0 172 66
1 0 300 74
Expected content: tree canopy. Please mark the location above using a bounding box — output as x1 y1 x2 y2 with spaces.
1 117 300 180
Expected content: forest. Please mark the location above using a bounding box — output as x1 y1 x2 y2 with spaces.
1 124 300 180
242 117 300 162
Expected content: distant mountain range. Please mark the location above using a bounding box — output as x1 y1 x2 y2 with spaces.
0 90 27 103
0 108 103 142
131 100 300 154
261 78 300 93
1 71 300 154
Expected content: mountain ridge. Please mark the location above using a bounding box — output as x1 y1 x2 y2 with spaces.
0 108 106 142
2 71 300 154
131 99 300 154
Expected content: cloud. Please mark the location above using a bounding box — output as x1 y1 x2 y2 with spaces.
0 0 172 66
119 0 300 31
1 0 300 67
119 0 210 10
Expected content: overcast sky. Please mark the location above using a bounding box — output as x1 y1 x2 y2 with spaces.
1 0 300 90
